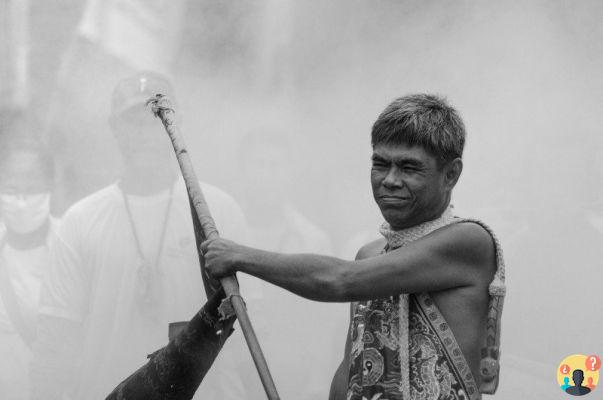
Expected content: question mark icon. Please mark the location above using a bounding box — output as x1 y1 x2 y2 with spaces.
586 355 601 372
560 364 570 374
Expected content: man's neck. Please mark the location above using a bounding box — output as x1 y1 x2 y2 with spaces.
4 219 50 250
391 198 451 231
119 168 178 196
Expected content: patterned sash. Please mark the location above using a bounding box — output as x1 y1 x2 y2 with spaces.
346 206 505 400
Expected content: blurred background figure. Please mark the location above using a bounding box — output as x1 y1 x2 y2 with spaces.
237 130 333 254
30 72 250 400
0 132 56 400
235 130 345 399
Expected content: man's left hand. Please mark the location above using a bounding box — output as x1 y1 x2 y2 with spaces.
201 238 244 279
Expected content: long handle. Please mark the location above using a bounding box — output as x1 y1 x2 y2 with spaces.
147 94 280 400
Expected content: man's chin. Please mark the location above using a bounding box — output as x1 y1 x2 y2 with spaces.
380 209 413 229
127 154 172 170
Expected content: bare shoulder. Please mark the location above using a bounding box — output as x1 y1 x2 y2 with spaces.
355 237 387 260
429 221 497 277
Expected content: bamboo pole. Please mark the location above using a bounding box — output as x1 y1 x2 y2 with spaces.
146 94 280 400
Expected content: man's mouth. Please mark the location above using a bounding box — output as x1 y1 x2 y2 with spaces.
378 195 411 203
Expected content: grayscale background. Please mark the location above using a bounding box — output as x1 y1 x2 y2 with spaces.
1 1 601 399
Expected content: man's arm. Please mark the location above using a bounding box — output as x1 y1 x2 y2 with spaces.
203 222 496 302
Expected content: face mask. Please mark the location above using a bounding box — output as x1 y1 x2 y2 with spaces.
0 192 51 234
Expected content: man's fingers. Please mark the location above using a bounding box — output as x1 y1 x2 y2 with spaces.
200 238 216 253
199 238 235 278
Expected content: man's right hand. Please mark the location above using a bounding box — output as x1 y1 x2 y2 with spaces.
201 238 247 279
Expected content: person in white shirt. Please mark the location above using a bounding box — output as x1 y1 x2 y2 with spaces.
31 71 250 400
0 137 57 400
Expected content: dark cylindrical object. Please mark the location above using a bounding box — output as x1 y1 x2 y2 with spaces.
106 289 235 400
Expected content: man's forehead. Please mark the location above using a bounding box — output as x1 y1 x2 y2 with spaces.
1 151 45 173
0 157 50 189
372 143 434 162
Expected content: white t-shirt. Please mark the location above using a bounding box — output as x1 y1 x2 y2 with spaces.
39 179 252 399
0 221 55 400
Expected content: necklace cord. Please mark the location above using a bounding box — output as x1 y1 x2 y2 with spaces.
121 184 174 268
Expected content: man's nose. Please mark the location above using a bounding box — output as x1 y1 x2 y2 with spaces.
382 167 403 188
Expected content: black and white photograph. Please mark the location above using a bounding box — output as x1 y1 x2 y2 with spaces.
0 1 601 399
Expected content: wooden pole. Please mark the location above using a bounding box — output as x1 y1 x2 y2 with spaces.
146 94 280 400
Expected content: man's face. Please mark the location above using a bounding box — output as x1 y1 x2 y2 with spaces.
0 151 52 234
371 143 452 230
111 106 174 171
573 370 584 386
0 151 50 195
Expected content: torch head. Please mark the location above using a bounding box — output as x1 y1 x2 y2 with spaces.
111 71 174 118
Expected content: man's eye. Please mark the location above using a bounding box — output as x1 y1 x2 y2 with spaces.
0 189 17 196
372 161 388 168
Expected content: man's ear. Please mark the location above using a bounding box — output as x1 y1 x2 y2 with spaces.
444 157 463 190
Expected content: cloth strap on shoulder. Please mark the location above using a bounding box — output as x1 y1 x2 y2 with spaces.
451 218 506 394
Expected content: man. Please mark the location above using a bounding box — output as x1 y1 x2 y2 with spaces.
0 136 56 399
31 71 249 399
565 369 591 396
203 94 505 400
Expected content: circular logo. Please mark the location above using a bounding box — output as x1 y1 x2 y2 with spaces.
361 348 384 386
557 354 600 396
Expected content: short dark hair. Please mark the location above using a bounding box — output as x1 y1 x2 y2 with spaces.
371 94 466 166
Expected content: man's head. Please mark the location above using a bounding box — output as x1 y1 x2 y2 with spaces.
370 94 465 229
109 71 176 174
572 369 585 386
0 138 54 234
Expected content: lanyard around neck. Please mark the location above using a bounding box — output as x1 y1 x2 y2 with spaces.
120 184 174 266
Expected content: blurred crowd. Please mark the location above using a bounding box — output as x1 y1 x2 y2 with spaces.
0 71 353 399
1 62 378 400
